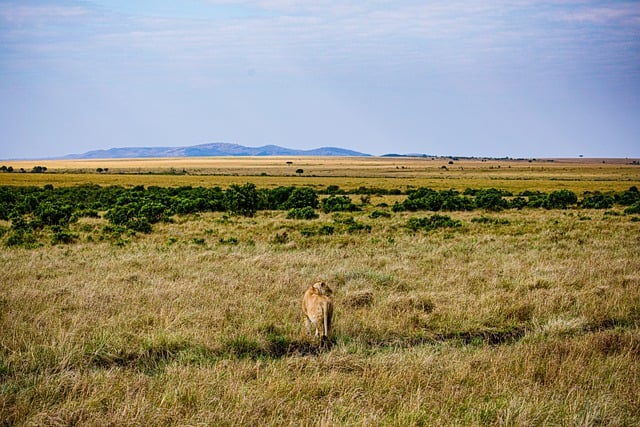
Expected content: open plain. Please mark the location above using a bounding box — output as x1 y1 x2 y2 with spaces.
1 157 639 425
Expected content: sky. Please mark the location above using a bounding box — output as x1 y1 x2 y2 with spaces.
1 0 639 159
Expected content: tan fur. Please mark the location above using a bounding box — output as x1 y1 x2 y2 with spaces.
302 281 334 344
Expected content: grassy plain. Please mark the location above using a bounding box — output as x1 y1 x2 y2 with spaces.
3 156 640 193
1 157 640 425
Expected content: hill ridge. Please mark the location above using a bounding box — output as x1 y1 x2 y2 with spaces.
64 143 370 159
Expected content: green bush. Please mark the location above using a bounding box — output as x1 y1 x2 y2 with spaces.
287 206 318 220
341 217 371 234
406 214 462 232
4 229 38 248
282 187 318 210
319 225 335 235
615 186 640 206
397 188 474 212
581 192 614 209
624 202 640 215
224 183 259 217
322 196 359 213
403 188 442 211
369 210 391 219
474 189 509 211
51 227 77 245
127 218 152 233
544 189 577 209
36 201 74 226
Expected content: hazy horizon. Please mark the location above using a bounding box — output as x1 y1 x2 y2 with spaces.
1 1 639 160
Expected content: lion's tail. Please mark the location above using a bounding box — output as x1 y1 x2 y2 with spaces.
322 300 333 344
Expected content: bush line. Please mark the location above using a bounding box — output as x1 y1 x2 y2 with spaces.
1 184 639 246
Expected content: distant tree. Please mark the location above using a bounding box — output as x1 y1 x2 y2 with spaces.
295 169 304 175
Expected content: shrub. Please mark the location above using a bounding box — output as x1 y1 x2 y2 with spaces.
624 202 640 215
440 190 474 211
509 197 527 209
544 189 577 209
369 210 391 219
224 183 259 217
287 207 318 220
51 227 77 245
139 202 170 223
398 188 473 212
581 192 614 209
299 226 316 237
36 201 74 226
403 188 442 211
474 189 509 211
319 225 335 235
127 218 152 233
405 214 462 232
262 186 295 210
4 229 38 248
391 201 406 212
344 218 371 234
615 186 640 206
283 187 318 210
9 213 33 232
325 185 343 195
322 196 359 213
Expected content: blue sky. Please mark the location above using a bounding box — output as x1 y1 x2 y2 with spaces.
1 0 639 159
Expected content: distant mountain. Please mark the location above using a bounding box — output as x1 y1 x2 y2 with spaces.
64 143 370 159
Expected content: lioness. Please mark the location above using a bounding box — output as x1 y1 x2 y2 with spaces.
302 281 334 344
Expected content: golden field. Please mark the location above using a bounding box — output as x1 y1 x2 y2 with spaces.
1 156 639 425
2 156 640 193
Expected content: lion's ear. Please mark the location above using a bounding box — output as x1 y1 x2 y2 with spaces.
313 282 323 294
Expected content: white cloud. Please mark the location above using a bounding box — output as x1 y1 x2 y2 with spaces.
0 3 89 24
555 3 640 26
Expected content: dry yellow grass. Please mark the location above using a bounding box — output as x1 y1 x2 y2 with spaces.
1 157 639 424
1 203 639 425
2 156 639 192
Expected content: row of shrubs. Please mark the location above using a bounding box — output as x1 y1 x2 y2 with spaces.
1 184 639 238
393 187 640 212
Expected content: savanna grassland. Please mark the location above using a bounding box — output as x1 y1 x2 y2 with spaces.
1 157 640 426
